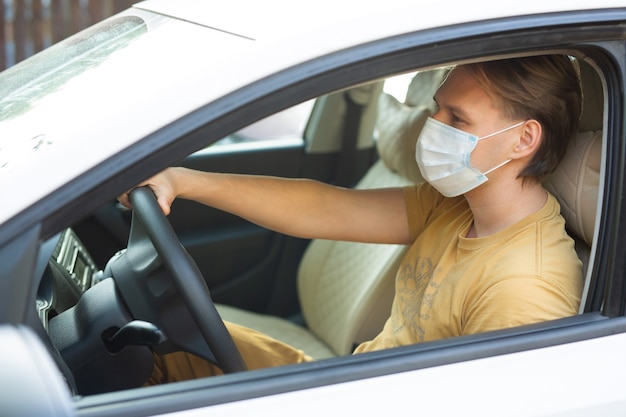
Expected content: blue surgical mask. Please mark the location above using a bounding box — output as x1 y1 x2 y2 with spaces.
415 117 524 197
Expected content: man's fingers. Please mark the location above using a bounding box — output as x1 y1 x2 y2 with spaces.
156 195 172 216
117 190 134 209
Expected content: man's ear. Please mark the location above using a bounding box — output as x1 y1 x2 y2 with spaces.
511 119 542 159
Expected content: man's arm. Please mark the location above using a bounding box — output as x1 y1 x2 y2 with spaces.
119 167 412 245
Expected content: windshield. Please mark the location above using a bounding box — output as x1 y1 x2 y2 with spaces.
0 16 148 124
0 11 157 177
0 7 252 226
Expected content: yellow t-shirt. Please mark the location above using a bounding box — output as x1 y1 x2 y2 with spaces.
356 183 583 352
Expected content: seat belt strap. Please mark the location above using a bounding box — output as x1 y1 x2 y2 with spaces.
334 92 365 187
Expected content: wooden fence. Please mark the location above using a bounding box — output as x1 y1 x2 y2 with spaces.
1 0 136 71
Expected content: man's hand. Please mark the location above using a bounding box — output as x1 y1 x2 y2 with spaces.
118 167 182 216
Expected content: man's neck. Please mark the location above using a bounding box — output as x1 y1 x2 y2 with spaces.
464 179 547 238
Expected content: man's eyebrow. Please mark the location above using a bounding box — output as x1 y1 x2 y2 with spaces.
434 96 472 120
448 104 471 119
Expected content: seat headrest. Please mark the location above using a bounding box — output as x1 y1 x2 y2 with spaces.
405 68 449 107
544 130 601 246
376 94 430 183
375 68 448 183
578 60 604 132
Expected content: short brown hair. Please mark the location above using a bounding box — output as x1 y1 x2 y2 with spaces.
463 55 582 180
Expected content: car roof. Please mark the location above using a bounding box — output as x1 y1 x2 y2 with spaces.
137 0 624 42
0 0 624 234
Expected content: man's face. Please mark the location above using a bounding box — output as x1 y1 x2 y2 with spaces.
432 67 520 176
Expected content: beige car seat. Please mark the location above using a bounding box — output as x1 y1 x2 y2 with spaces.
544 59 604 310
218 69 446 359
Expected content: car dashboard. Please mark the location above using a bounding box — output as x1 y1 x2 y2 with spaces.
37 229 103 331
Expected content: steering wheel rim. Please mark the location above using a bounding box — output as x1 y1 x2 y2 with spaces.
128 186 246 374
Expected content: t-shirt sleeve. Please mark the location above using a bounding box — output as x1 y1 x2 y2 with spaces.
402 182 448 242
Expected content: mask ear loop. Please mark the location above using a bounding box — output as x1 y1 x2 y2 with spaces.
478 120 525 140
483 159 511 175
478 120 525 176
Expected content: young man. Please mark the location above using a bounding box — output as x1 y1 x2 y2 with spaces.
120 55 584 382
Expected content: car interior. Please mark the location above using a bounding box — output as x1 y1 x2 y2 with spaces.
217 57 604 357
37 54 604 396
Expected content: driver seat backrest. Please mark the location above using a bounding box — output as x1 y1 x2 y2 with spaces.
544 59 604 308
217 69 446 359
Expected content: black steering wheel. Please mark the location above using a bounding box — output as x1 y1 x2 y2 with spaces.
119 186 246 374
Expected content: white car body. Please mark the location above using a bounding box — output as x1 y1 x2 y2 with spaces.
172 334 626 417
2 0 623 226
1 1 626 416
